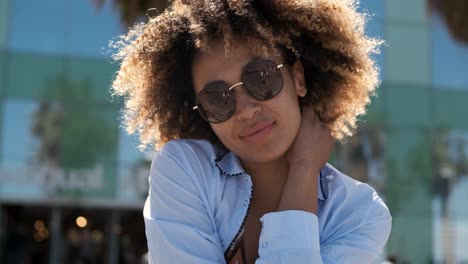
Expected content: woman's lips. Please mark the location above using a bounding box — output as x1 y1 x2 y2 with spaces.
240 121 275 143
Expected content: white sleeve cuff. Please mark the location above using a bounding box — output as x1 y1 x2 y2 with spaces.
258 210 320 256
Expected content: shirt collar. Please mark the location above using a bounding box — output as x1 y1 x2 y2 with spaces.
215 151 326 201
215 151 245 176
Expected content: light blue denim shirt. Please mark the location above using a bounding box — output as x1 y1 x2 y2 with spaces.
143 139 392 263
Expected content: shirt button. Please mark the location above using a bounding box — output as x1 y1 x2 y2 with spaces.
261 241 269 248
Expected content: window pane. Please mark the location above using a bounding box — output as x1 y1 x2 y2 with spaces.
117 163 150 204
0 51 6 93
432 16 468 90
1 99 40 169
432 130 468 263
386 83 431 128
364 84 386 126
385 129 432 264
116 129 152 203
386 129 432 183
118 130 144 164
333 126 387 196
0 99 43 199
0 0 9 49
359 0 385 79
9 0 67 54
386 0 427 24
7 53 65 100
61 106 118 169
61 106 117 170
0 98 120 202
367 20 385 80
67 58 118 104
434 90 468 129
70 1 125 58
388 199 432 264
359 0 384 22
60 106 118 200
385 24 430 85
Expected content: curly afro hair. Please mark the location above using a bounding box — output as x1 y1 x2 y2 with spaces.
111 0 383 150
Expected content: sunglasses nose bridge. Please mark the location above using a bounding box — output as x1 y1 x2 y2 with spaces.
232 83 262 121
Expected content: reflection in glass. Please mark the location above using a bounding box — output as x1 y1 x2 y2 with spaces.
68 58 118 104
0 52 5 94
1 72 119 200
432 15 468 90
70 0 124 58
433 129 468 263
117 129 152 202
9 0 67 54
6 53 65 100
31 102 63 167
0 100 65 199
334 127 387 195
0 0 8 49
1 99 40 169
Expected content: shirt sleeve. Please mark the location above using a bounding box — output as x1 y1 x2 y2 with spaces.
255 198 392 263
143 142 225 264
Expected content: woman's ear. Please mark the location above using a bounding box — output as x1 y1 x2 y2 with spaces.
291 60 307 97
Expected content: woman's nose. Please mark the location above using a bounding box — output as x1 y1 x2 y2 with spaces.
234 85 262 121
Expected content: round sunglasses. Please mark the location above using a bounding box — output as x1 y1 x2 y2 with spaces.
193 58 289 123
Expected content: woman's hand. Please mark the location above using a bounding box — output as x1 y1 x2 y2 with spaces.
278 107 335 214
287 107 335 170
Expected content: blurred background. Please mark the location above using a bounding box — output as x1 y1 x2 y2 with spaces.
0 0 467 263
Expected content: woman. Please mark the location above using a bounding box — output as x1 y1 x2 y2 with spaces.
111 0 392 263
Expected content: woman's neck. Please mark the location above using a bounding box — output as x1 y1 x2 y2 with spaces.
241 155 289 212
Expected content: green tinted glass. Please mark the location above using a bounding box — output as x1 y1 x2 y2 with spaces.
0 0 8 49
68 58 119 105
434 90 468 129
386 83 431 128
386 24 430 84
7 53 66 100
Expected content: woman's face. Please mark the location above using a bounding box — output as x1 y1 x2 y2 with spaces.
192 39 307 165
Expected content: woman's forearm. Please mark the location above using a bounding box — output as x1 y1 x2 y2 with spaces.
277 163 320 214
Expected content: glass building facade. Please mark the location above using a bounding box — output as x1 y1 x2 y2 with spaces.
0 1 150 263
0 0 467 263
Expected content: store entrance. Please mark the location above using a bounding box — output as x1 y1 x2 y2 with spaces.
61 207 110 263
0 204 147 264
1 204 51 264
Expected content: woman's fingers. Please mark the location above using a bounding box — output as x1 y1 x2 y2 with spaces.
287 107 335 169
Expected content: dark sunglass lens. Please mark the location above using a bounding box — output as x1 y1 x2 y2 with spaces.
196 81 236 123
242 59 283 101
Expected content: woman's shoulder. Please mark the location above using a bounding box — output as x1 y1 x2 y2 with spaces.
150 139 230 197
157 139 223 159
152 138 226 179
324 164 381 199
319 164 392 255
323 163 390 219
